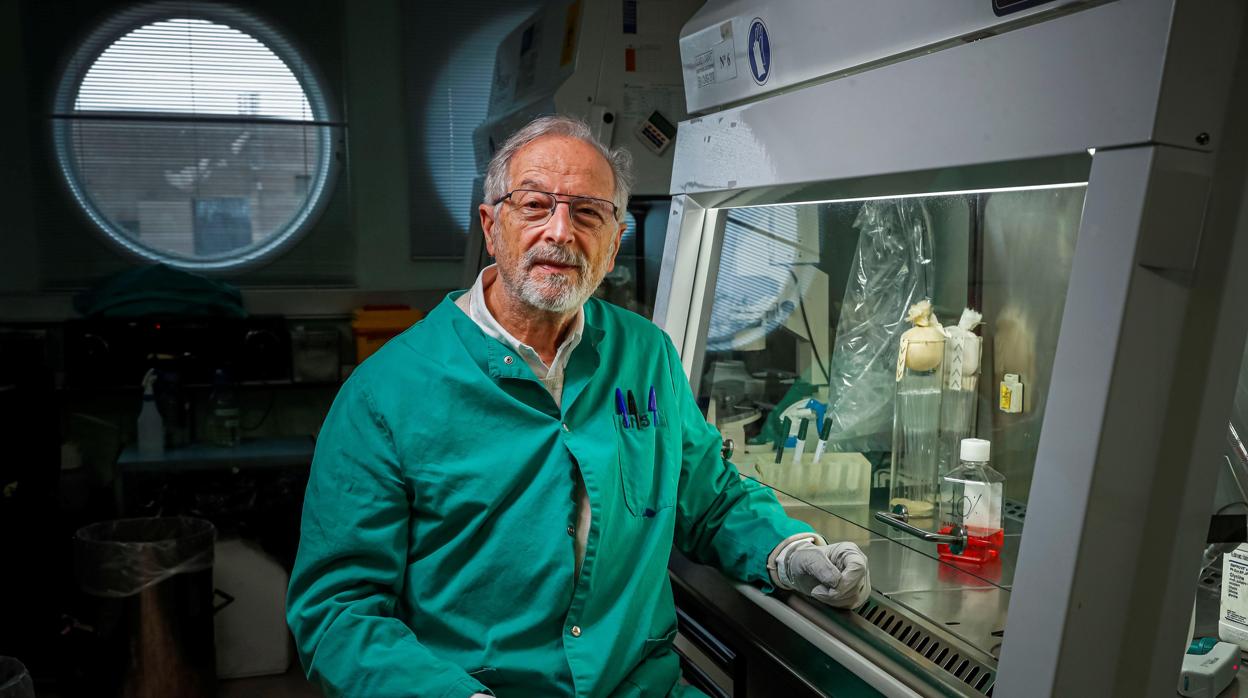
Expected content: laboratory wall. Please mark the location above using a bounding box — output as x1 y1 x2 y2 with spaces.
0 0 462 321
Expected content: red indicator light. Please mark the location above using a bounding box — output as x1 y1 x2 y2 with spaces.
1235 664 1240 670
155 323 162 330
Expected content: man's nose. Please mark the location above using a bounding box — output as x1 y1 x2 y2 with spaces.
540 201 576 244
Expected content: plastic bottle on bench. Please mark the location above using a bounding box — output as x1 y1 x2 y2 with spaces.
207 369 241 448
938 438 1004 564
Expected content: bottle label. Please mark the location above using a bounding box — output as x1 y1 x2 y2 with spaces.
951 480 1002 531
1223 545 1248 626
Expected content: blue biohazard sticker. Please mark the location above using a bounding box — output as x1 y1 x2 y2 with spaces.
747 18 770 85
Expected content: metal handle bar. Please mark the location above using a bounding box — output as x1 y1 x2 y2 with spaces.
874 507 967 550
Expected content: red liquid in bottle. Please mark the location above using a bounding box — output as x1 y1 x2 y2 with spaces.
936 526 1003 565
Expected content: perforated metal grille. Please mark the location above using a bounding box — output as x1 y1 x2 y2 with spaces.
1003 498 1027 523
856 598 997 696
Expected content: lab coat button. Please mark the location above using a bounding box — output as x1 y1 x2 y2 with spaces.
503 355 514 365
567 525 575 536
570 625 582 637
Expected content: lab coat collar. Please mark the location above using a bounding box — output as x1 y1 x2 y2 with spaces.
430 290 605 390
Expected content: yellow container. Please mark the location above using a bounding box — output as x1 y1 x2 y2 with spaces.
351 306 423 363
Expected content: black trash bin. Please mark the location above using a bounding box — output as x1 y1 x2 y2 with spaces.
0 657 34 698
74 517 219 698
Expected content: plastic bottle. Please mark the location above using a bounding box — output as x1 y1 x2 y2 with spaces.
937 438 1005 564
157 370 191 448
1219 544 1248 650
137 368 165 458
207 369 241 447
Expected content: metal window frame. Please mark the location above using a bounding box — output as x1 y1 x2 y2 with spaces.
49 0 341 273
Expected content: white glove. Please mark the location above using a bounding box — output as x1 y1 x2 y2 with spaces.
775 539 871 609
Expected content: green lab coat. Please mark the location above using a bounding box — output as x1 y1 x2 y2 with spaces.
287 293 814 698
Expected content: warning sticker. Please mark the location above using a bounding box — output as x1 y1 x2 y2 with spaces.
686 21 736 89
694 51 714 87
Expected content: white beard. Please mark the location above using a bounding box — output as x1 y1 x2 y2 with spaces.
492 231 612 313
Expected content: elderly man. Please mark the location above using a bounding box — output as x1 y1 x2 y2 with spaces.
287 115 870 697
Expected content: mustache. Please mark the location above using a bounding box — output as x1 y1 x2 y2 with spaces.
523 244 585 270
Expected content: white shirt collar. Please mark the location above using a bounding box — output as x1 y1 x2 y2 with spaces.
456 265 585 380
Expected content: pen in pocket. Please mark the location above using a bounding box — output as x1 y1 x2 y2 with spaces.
615 387 631 429
626 390 644 428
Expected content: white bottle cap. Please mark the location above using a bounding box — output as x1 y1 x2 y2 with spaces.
960 438 991 462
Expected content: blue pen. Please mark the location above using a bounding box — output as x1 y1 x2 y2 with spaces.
615 388 631 428
647 386 660 426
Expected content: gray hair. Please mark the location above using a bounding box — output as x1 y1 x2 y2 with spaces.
483 115 634 221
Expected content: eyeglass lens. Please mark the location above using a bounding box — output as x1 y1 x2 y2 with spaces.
510 190 614 230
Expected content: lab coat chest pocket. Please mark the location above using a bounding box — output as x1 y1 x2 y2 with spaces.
615 415 675 517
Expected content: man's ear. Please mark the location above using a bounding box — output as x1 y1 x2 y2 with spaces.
480 203 498 257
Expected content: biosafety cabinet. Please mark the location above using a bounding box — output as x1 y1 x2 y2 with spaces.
654 1 1248 696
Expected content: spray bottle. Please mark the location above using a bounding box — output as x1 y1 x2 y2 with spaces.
137 368 164 458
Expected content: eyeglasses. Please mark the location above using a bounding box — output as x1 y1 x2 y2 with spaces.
493 189 619 232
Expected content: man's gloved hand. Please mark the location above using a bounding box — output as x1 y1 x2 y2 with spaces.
775 539 871 609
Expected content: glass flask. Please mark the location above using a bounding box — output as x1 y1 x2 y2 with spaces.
890 337 946 520
938 312 983 475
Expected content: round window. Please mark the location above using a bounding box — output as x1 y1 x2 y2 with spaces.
53 3 338 271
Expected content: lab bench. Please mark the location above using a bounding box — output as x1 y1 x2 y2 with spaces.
115 436 315 569
672 492 1009 698
117 435 315 472
674 523 1248 698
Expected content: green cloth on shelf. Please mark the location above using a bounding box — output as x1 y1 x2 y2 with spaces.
74 264 246 318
